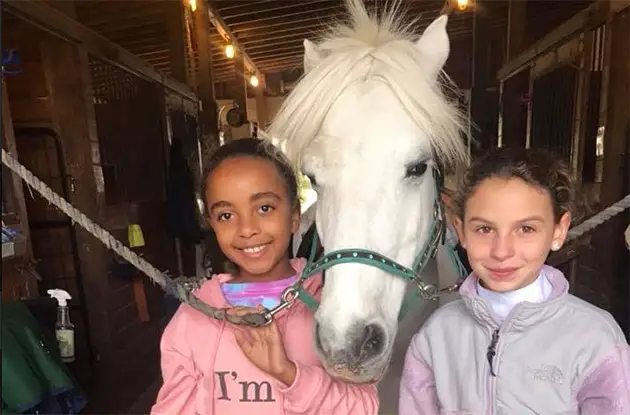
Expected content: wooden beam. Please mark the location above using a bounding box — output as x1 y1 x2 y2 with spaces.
258 61 303 74
220 1 334 22
1 81 33 260
86 24 168 42
497 3 598 81
194 0 219 139
233 52 248 115
78 8 167 28
166 0 187 84
225 4 341 28
236 29 319 46
206 1 263 82
248 49 305 61
3 0 197 101
229 3 445 34
213 44 303 64
244 39 304 53
81 18 166 36
229 7 345 33
506 0 526 61
75 1 161 19
215 0 277 13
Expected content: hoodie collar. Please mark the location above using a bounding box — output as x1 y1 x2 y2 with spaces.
198 257 322 320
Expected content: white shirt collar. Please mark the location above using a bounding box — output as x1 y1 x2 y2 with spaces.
476 272 553 322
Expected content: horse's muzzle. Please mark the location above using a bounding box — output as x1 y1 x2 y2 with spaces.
314 321 390 382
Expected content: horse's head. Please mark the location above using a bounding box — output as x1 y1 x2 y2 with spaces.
270 0 468 382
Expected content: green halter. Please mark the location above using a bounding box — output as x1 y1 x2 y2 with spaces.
291 168 467 320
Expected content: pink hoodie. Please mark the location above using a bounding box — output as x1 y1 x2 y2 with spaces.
151 258 379 414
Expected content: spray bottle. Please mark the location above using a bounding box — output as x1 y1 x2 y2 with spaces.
47 289 75 363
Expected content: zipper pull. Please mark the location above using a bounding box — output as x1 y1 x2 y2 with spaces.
486 329 500 377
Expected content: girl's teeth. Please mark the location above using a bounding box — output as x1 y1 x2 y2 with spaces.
244 245 265 253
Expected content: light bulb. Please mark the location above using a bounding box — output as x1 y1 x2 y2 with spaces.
457 0 468 11
225 44 235 59
250 75 259 87
188 0 197 12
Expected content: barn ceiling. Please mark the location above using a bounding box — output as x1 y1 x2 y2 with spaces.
74 0 483 86
70 0 593 94
209 0 476 80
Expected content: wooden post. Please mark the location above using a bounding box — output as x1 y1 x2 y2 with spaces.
40 14 111 388
470 0 501 154
233 53 248 114
166 0 188 84
599 3 630 336
2 80 38 300
255 75 268 128
229 54 251 139
601 7 629 206
506 0 527 61
194 0 219 148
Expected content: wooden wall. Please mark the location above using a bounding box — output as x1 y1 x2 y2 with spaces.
2 11 176 412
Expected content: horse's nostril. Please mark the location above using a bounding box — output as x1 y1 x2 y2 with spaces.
358 324 385 359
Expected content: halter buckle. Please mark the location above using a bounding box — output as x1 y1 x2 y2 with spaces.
262 286 300 325
415 280 462 300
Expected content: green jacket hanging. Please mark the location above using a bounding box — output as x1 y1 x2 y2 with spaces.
1 300 86 414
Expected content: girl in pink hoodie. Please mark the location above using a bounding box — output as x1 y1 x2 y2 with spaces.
152 138 379 414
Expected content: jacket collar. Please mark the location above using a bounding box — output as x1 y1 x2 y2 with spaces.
458 265 570 332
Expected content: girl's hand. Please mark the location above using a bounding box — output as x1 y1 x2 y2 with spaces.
228 306 297 386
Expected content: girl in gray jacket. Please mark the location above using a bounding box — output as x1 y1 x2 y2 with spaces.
400 147 629 414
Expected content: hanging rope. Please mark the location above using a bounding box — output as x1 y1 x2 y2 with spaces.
1 148 269 327
566 194 630 242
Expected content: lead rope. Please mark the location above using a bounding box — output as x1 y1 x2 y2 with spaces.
566 194 630 242
1 149 270 327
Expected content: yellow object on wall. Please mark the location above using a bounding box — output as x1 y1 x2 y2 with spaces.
128 224 145 248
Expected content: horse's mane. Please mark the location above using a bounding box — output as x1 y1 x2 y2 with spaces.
269 0 469 170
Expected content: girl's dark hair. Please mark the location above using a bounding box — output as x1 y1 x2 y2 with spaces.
200 137 298 214
454 147 574 223
199 137 299 275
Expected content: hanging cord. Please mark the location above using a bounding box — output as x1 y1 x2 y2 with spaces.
566 194 630 242
1 148 270 327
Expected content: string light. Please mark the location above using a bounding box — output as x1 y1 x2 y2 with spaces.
225 44 235 59
250 75 259 87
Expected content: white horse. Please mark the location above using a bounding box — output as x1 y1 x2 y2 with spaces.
271 0 468 385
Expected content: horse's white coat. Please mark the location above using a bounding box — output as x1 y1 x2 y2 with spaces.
271 0 468 382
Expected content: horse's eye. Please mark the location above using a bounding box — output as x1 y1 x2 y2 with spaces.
405 162 428 178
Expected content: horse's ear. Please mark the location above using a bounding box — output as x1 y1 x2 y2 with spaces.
414 15 450 79
303 39 322 74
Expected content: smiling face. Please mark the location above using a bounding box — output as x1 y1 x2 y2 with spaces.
457 177 571 292
205 156 300 281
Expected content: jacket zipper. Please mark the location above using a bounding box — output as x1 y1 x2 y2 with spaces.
478 299 523 415
487 329 500 377
486 328 500 415
485 315 517 414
